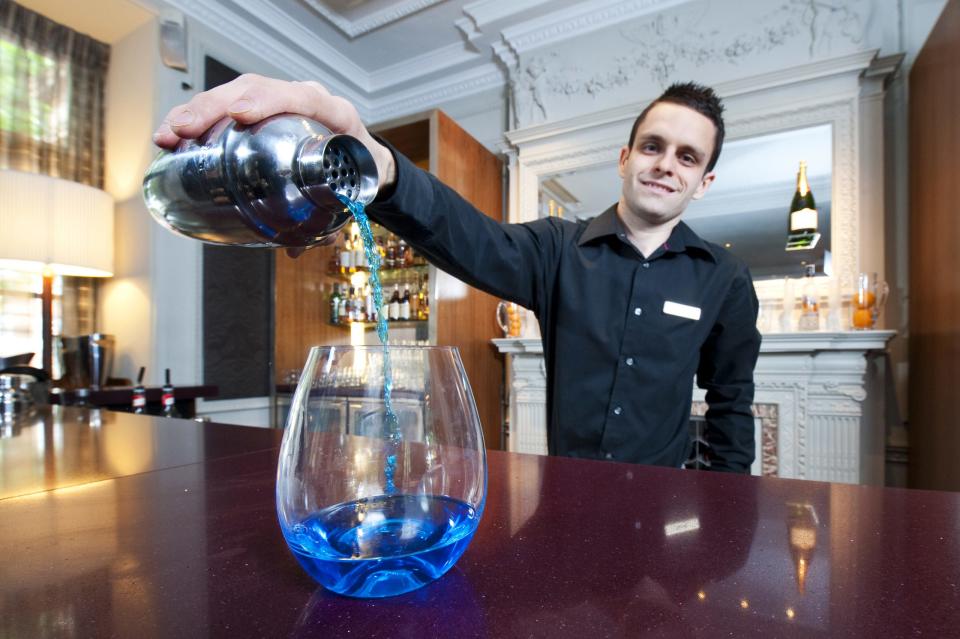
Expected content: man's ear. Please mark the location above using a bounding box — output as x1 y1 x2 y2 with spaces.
692 171 716 200
617 145 630 179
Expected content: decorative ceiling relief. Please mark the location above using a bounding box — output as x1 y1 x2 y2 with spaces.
302 0 448 38
508 0 870 128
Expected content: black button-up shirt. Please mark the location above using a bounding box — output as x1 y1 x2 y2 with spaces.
369 147 762 472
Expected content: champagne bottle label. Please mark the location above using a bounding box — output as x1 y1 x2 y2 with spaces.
790 208 818 233
162 392 174 407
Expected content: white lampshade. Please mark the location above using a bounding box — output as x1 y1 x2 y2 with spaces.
0 169 114 277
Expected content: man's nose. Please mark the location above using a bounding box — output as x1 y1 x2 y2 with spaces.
653 152 677 175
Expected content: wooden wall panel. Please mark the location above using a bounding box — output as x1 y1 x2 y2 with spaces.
434 111 505 451
908 0 960 490
274 244 348 382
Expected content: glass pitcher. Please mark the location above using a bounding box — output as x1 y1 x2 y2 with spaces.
496 300 525 338
276 345 487 598
852 272 889 329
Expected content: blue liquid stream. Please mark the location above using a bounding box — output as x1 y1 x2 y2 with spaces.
338 196 401 493
283 494 479 598
289 198 478 598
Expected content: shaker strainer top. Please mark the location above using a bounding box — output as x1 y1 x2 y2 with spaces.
322 142 361 202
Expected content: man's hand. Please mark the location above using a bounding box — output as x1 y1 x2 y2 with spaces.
152 74 396 191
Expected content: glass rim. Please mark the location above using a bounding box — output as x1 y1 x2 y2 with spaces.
307 344 460 353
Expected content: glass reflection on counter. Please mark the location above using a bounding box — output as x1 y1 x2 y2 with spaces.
786 502 819 595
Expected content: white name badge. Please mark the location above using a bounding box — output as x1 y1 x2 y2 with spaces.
662 300 701 321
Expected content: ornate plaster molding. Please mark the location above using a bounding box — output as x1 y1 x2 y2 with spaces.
816 382 868 403
507 0 869 125
301 0 446 38
499 0 692 57
457 0 554 43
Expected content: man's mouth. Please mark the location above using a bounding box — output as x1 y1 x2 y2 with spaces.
641 180 677 194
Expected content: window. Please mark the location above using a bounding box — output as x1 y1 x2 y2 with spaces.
0 36 70 145
0 269 95 372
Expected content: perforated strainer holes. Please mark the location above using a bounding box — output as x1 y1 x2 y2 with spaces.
323 143 360 201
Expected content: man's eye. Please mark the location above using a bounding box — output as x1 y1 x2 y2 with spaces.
642 143 659 152
681 154 696 165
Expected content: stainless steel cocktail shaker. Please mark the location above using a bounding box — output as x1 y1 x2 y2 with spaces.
142 114 378 248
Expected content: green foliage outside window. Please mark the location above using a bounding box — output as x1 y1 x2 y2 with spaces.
0 37 68 144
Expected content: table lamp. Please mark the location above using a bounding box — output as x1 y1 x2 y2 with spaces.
0 169 114 372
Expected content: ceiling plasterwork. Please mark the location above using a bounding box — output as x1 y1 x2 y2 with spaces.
301 0 447 38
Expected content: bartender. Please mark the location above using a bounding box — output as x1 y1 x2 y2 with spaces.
154 76 761 473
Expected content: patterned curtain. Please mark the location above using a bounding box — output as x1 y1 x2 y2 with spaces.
0 0 110 187
0 1 110 368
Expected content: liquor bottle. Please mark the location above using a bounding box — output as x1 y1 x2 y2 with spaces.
389 284 401 321
409 278 420 320
329 283 341 325
352 227 365 270
386 235 397 270
347 237 358 273
376 235 386 266
400 283 411 320
355 287 367 322
162 368 180 418
419 275 430 320
798 264 820 331
788 161 817 235
132 366 147 414
338 289 349 325
339 234 352 274
365 285 375 323
346 286 356 322
397 238 409 268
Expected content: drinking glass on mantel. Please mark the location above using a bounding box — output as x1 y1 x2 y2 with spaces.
276 345 487 598
852 272 889 330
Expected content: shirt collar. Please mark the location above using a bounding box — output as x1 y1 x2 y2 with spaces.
577 205 717 263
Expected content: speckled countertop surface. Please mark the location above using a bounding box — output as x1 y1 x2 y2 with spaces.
2 407 958 637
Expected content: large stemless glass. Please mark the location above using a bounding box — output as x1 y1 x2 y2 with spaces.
276 345 487 598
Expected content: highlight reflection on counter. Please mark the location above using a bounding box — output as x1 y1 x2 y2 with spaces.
0 406 208 498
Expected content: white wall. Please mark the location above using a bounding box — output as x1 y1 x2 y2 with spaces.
101 14 293 423
102 18 159 384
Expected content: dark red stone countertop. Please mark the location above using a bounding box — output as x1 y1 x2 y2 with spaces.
1 407 958 637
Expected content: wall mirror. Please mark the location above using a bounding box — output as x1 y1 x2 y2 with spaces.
538 124 834 281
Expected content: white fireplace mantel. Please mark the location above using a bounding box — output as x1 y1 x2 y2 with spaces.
493 330 896 485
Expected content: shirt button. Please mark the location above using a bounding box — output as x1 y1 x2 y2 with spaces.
626 357 634 366
634 307 642 316
605 452 614 460
613 406 622 415
642 262 650 269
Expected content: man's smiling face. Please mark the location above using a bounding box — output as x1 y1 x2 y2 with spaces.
618 101 717 228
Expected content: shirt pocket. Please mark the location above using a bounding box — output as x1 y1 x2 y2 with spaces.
642 298 707 368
